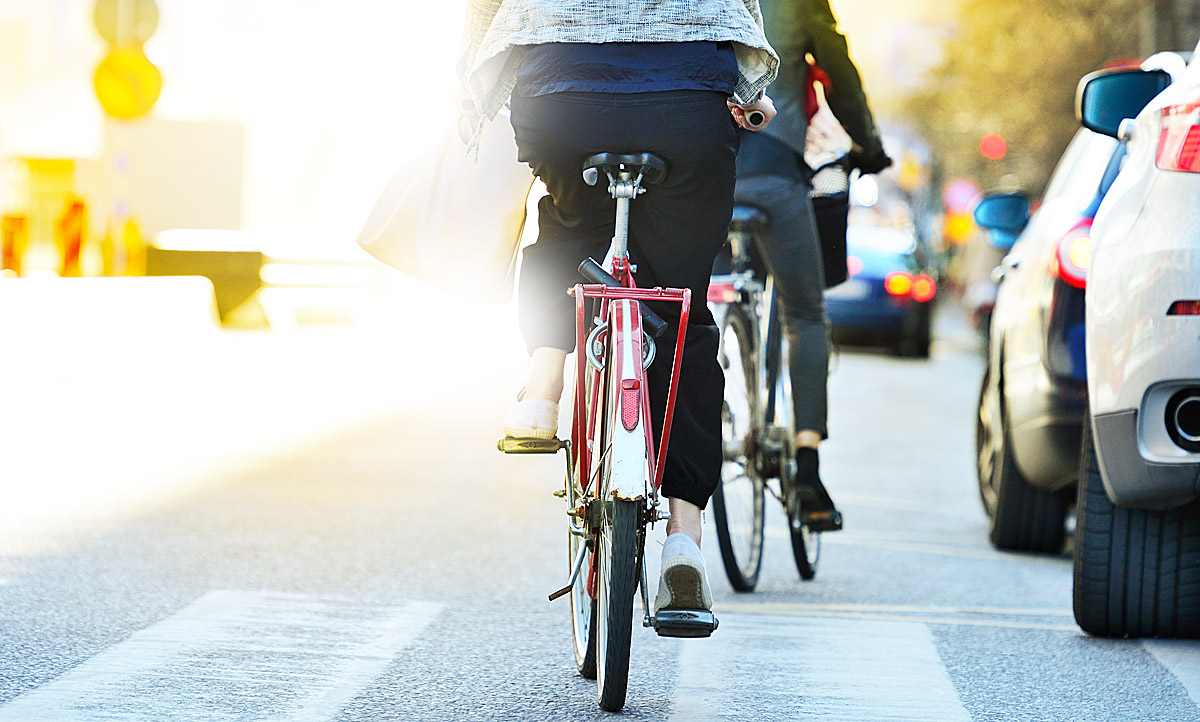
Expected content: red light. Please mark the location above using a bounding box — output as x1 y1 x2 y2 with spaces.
1052 220 1091 289
706 282 738 304
884 271 913 297
847 255 864 277
912 274 937 303
1168 300 1200 315
1156 98 1200 173
979 133 1007 160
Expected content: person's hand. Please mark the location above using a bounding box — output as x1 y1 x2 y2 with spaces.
728 95 776 130
850 147 893 175
457 96 481 146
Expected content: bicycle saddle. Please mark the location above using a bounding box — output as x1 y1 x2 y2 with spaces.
582 152 669 187
728 205 769 234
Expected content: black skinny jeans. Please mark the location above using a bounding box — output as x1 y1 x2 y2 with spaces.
734 174 830 439
509 90 739 509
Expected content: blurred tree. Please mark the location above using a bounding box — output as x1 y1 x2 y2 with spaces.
904 0 1196 196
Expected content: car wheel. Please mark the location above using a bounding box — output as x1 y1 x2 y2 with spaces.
897 304 931 358
1074 413 1200 637
976 367 1067 553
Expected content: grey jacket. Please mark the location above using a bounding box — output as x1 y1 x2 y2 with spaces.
462 0 780 120
757 0 888 171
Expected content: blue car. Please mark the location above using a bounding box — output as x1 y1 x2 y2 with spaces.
824 224 937 357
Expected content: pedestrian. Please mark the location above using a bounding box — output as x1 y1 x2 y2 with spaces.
733 0 891 530
462 0 779 614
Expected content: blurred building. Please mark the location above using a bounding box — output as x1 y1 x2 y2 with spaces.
0 0 462 276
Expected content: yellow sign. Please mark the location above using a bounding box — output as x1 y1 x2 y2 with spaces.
94 47 162 120
94 0 158 45
943 211 975 246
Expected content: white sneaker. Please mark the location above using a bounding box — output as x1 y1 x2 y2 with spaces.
654 533 713 613
502 392 559 439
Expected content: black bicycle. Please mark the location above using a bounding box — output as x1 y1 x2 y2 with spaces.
707 205 840 590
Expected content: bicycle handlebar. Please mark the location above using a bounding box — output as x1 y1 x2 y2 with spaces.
578 258 669 338
745 110 766 129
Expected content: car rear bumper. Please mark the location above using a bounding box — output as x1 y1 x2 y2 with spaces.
1009 376 1087 491
1093 409 1200 509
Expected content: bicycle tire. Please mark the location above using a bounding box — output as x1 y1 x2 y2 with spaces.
567 472 597 678
774 325 821 580
595 497 640 712
712 303 765 591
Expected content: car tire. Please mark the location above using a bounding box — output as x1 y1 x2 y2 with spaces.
976 369 1067 553
897 304 931 358
1074 413 1200 638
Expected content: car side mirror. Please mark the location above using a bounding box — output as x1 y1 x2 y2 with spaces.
1077 68 1172 138
973 193 1030 250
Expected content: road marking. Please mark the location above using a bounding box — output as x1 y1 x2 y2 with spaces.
719 602 1073 617
829 492 981 517
715 604 1076 632
1145 640 1200 706
0 590 441 721
670 614 971 721
797 531 1068 565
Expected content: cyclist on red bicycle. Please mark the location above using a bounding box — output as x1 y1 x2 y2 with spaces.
462 0 778 615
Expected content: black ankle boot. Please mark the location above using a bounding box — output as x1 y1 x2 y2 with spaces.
794 447 843 531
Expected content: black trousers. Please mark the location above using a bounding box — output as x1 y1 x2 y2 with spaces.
510 90 739 508
734 174 830 439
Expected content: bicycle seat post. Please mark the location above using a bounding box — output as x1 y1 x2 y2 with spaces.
583 153 668 282
605 167 643 280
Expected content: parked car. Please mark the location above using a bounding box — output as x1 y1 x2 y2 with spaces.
1073 50 1200 637
824 223 937 357
972 52 1189 555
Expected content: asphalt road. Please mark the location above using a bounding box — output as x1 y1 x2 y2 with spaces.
2 301 1200 721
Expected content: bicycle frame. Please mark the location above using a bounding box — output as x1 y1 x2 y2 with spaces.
571 284 691 503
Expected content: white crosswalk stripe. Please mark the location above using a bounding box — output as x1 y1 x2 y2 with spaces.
0 590 441 722
670 613 971 722
1145 640 1200 707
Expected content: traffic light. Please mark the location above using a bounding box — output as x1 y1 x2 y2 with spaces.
979 133 1007 161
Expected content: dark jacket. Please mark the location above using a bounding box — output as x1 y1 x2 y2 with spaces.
758 0 890 173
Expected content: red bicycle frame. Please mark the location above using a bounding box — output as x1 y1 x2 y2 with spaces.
569 271 692 501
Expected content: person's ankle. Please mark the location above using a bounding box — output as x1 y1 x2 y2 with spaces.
521 382 563 403
524 348 567 403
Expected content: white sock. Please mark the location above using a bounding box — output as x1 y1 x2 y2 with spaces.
661 532 703 564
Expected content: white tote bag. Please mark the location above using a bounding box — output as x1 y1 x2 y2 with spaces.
357 111 535 303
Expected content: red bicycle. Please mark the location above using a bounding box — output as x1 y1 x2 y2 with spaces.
500 152 717 712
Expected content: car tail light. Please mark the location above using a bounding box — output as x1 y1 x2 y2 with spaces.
911 274 937 303
1157 97 1200 173
884 271 913 297
1169 300 1200 315
1051 219 1091 289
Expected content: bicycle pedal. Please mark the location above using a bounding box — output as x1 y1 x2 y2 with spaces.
497 437 568 455
652 609 719 638
802 509 844 533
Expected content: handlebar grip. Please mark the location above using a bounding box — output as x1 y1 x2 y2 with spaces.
578 258 669 338
746 110 766 128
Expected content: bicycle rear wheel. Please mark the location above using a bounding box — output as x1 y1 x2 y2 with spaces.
567 471 597 678
712 304 765 591
774 330 821 580
595 497 640 712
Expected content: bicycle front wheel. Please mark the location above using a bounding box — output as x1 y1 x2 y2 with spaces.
712 303 765 591
595 497 640 712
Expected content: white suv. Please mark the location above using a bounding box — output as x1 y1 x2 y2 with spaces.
1075 47 1200 637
